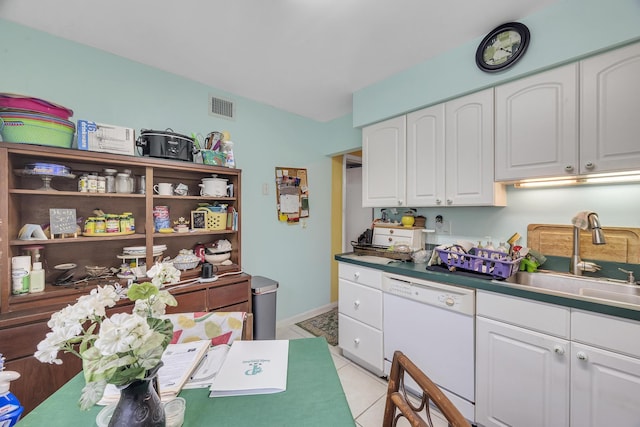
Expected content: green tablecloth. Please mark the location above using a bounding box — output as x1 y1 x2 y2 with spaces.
19 337 355 427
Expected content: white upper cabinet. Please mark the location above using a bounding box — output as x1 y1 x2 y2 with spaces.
406 104 445 206
495 64 579 181
365 89 504 208
496 42 640 182
580 42 640 174
362 115 406 207
445 89 505 206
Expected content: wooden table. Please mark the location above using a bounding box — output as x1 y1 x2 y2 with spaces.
18 337 355 426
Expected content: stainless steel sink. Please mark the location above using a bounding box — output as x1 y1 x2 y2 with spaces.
496 271 640 308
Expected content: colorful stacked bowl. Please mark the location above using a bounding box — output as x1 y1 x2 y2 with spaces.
0 110 75 148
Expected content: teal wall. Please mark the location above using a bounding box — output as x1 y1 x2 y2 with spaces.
353 0 640 127
0 19 360 321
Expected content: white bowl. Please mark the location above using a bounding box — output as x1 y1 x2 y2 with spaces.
204 251 231 264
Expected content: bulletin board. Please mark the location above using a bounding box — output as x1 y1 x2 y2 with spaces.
275 167 309 223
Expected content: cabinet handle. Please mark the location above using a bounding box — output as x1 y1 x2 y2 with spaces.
353 300 360 309
436 198 442 205
353 272 360 280
354 338 360 346
553 345 565 355
397 200 403 206
584 162 595 170
564 165 574 172
576 351 588 361
446 199 453 205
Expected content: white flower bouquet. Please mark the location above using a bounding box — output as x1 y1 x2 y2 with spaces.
34 281 178 410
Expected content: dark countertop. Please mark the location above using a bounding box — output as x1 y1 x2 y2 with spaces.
336 253 640 322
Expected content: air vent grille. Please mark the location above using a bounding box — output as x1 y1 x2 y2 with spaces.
209 96 235 120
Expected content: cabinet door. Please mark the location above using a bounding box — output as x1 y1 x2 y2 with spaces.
495 64 579 181
406 104 445 206
445 89 504 206
362 116 406 207
581 42 640 174
571 342 640 427
476 317 570 427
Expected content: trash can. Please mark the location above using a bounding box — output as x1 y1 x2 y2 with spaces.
251 276 279 340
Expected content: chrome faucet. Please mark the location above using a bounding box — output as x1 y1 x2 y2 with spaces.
570 212 606 276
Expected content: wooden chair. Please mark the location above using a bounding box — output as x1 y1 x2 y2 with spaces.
163 311 253 345
383 351 470 427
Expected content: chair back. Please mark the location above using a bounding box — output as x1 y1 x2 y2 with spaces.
163 311 252 346
383 350 470 427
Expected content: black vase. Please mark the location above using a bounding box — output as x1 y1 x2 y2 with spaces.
108 364 165 427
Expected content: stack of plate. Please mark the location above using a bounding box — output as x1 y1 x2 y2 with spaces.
123 245 167 257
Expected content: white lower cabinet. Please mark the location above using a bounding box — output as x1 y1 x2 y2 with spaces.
338 263 384 375
570 310 640 427
476 315 570 427
476 291 640 427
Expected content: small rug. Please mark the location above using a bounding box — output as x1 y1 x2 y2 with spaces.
296 307 338 346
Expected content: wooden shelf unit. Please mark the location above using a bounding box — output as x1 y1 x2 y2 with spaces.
0 142 250 414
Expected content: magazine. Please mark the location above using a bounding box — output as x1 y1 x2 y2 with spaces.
209 340 289 397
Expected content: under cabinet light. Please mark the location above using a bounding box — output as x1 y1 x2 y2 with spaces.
514 172 640 188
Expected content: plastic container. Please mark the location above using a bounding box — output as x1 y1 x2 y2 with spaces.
0 368 24 427
29 262 45 293
0 111 75 148
0 93 73 120
436 247 522 279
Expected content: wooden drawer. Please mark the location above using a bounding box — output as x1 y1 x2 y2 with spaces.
338 279 382 329
0 321 50 360
477 291 570 339
169 289 208 313
339 263 382 289
208 282 249 310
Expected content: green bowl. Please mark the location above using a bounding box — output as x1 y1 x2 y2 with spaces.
0 116 74 148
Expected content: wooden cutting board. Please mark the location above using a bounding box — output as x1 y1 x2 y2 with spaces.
527 224 640 264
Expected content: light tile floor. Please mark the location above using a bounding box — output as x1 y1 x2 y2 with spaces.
276 312 449 427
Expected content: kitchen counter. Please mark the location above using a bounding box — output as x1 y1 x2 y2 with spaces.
336 253 640 322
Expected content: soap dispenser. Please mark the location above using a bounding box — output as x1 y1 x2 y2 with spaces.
0 354 24 426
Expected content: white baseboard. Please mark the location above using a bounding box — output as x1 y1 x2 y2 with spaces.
277 302 337 328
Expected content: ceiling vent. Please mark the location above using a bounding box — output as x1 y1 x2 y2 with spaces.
209 95 235 120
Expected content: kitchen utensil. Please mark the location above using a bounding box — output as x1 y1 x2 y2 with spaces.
199 177 229 197
153 183 173 196
136 129 194 162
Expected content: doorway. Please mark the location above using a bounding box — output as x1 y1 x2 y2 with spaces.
343 154 373 252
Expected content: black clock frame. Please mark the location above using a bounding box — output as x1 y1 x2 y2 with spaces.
475 22 530 73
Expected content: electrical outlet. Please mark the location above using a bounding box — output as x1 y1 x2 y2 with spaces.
435 219 451 235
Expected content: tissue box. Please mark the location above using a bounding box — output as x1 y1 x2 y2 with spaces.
77 120 136 156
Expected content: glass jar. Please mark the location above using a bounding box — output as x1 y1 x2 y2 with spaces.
87 174 98 193
97 176 106 193
78 174 88 192
103 168 117 193
116 173 130 193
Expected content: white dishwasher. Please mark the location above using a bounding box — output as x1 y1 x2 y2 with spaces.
382 273 476 422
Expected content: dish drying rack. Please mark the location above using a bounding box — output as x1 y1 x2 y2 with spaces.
351 242 413 261
436 246 522 279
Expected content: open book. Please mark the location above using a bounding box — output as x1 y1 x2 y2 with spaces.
98 340 209 405
209 340 289 397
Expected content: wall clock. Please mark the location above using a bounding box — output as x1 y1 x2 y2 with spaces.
475 22 530 73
